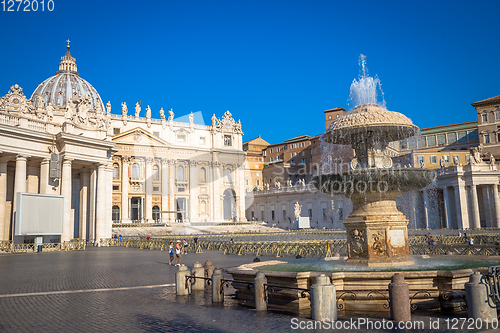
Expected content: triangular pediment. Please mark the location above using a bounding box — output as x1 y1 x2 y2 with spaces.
112 127 170 147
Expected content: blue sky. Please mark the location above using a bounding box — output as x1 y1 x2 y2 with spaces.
1 0 499 144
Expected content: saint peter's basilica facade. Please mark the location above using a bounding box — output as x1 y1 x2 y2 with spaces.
0 45 246 244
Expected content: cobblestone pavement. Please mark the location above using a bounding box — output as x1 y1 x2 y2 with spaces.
0 247 496 332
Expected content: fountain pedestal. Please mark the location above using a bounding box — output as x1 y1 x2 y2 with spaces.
345 197 413 267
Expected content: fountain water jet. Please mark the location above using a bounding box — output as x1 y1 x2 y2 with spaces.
313 55 435 267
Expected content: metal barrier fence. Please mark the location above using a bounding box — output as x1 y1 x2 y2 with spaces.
0 239 86 253
102 234 500 258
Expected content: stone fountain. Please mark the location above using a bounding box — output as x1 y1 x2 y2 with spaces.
313 56 435 267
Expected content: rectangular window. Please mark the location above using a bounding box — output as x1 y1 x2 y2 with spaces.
302 151 305 156
153 131 160 137
468 129 478 141
308 209 312 219
496 112 500 121
457 131 467 142
484 134 490 144
417 137 426 148
313 148 316 154
245 179 249 186
261 211 264 221
112 185 119 191
453 155 460 164
177 134 187 142
290 160 295 165
153 186 160 192
277 147 280 152
282 210 286 220
256 179 260 186
466 154 470 163
417 156 425 164
310 157 312 163
178 187 185 192
483 114 488 122
430 155 438 164
301 142 305 147
443 155 450 163
338 208 343 221
113 128 120 135
437 134 446 145
270 148 273 154
447 132 457 144
271 211 275 221
301 158 306 165
322 208 327 220
427 135 436 146
200 137 206 145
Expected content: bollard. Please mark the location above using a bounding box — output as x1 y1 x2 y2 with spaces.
254 271 267 311
192 262 205 291
204 260 215 287
388 273 411 322
175 264 191 296
311 274 337 321
465 272 497 321
212 268 224 303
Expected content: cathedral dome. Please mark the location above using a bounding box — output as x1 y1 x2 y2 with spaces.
30 43 105 112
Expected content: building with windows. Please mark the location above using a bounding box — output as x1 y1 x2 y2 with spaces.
242 135 269 191
0 45 246 244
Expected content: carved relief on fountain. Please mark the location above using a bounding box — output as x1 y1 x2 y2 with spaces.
347 229 366 258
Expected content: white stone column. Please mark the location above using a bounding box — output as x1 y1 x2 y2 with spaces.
105 163 113 239
12 155 28 240
95 163 106 244
79 169 90 240
442 187 451 229
26 160 39 194
145 157 153 222
189 161 197 222
236 163 246 222
209 162 215 221
482 186 493 227
470 185 481 229
39 157 50 194
161 159 169 223
454 185 470 229
492 184 500 228
422 190 430 229
168 160 176 222
88 166 97 242
121 156 129 222
0 158 8 240
61 159 73 242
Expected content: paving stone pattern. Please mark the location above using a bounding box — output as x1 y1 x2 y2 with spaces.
0 247 494 332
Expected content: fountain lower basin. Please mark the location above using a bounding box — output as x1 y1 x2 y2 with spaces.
225 256 493 315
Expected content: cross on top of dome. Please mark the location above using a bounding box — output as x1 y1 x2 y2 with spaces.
57 41 78 76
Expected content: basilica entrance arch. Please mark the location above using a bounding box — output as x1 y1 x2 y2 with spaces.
223 188 237 221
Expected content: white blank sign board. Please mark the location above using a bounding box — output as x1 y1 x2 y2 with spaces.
298 217 310 229
15 193 64 235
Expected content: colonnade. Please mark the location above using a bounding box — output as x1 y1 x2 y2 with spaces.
0 154 112 243
420 184 500 230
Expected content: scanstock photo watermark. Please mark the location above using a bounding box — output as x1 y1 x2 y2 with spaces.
290 317 500 330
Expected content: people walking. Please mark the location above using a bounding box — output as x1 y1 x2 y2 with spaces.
175 241 182 266
168 242 174 265
182 239 188 254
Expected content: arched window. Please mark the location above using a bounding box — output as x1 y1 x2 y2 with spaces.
113 164 119 178
152 205 160 221
132 163 140 178
152 166 159 179
177 165 184 180
225 168 232 183
200 167 207 183
112 205 120 221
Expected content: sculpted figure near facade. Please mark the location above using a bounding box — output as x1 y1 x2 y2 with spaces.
168 108 174 121
121 102 127 116
294 202 302 219
135 102 141 117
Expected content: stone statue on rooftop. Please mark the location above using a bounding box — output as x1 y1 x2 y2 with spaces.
135 102 141 118
168 108 174 121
